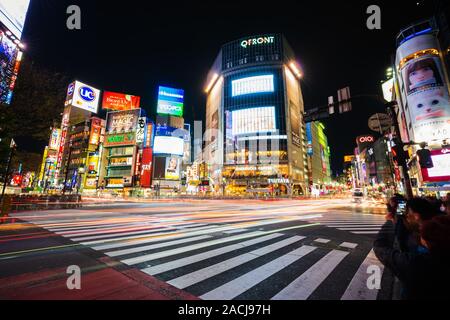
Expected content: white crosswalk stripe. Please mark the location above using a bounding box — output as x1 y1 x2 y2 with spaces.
299 214 390 235
200 245 318 300
271 250 349 300
167 235 306 289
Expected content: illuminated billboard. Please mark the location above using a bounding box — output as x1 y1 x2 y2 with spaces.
165 157 180 180
0 0 30 39
65 81 101 114
231 75 274 97
382 78 394 102
157 86 184 117
153 136 184 156
102 91 140 111
231 106 276 136
106 109 140 133
421 149 450 182
140 148 153 187
397 34 450 143
48 128 61 150
0 31 21 105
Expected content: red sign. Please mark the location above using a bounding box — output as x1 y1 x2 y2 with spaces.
356 135 374 144
102 91 140 111
89 118 102 146
140 148 153 188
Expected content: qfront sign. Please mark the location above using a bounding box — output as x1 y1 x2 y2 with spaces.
240 36 275 49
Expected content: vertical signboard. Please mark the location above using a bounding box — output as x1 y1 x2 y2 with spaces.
136 117 146 145
140 148 153 187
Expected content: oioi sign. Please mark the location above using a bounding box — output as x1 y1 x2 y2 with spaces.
240 36 275 48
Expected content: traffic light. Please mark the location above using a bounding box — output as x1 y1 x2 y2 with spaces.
416 148 433 169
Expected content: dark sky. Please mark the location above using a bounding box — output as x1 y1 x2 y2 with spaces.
20 0 446 174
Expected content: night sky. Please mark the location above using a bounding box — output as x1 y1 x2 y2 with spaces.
19 0 446 174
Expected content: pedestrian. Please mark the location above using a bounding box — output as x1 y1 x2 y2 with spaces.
374 214 450 299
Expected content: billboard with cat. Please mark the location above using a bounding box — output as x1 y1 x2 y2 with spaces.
401 54 450 143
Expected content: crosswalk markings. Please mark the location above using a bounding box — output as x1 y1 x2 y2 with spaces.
271 250 349 300
223 229 248 234
341 249 384 300
167 235 306 289
105 235 214 257
141 233 284 275
339 242 358 249
314 238 330 244
200 245 317 300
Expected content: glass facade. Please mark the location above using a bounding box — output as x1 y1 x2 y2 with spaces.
204 34 307 195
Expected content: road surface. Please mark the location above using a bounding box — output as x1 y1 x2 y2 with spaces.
0 198 396 300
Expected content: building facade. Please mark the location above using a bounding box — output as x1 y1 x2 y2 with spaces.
203 34 309 196
306 121 332 189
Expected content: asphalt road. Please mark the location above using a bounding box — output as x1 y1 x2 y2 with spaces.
0 198 396 300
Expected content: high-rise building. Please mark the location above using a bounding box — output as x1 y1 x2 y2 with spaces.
203 34 309 196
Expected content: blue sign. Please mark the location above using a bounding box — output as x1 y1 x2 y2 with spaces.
79 86 96 102
157 86 184 117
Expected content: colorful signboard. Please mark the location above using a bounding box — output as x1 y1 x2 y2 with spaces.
140 148 153 187
102 91 140 111
106 109 140 133
65 80 101 114
157 86 184 117
165 157 180 180
89 118 102 146
103 132 136 147
0 32 21 105
145 123 154 148
397 34 450 143
48 128 61 150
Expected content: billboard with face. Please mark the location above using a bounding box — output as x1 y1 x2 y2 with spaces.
397 34 450 143
165 157 180 180
102 91 141 111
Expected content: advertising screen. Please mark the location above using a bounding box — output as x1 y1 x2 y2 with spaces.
0 0 30 39
65 81 101 113
231 106 276 136
103 132 136 147
106 109 140 133
157 86 184 117
165 157 180 180
421 149 450 182
153 136 184 156
102 91 140 111
231 75 274 97
397 34 450 143
0 32 20 104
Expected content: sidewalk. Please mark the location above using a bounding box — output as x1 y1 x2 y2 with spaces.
0 256 199 300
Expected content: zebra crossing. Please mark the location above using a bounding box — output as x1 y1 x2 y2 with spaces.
299 212 391 235
20 214 389 300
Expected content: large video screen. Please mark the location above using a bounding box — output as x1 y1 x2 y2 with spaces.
157 86 184 117
231 106 276 136
231 75 274 97
153 136 184 156
0 0 30 39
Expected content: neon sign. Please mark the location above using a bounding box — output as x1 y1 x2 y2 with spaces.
240 36 275 48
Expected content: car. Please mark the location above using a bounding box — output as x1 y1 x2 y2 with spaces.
352 189 364 203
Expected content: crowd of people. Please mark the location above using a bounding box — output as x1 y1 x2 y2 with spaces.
373 193 450 300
